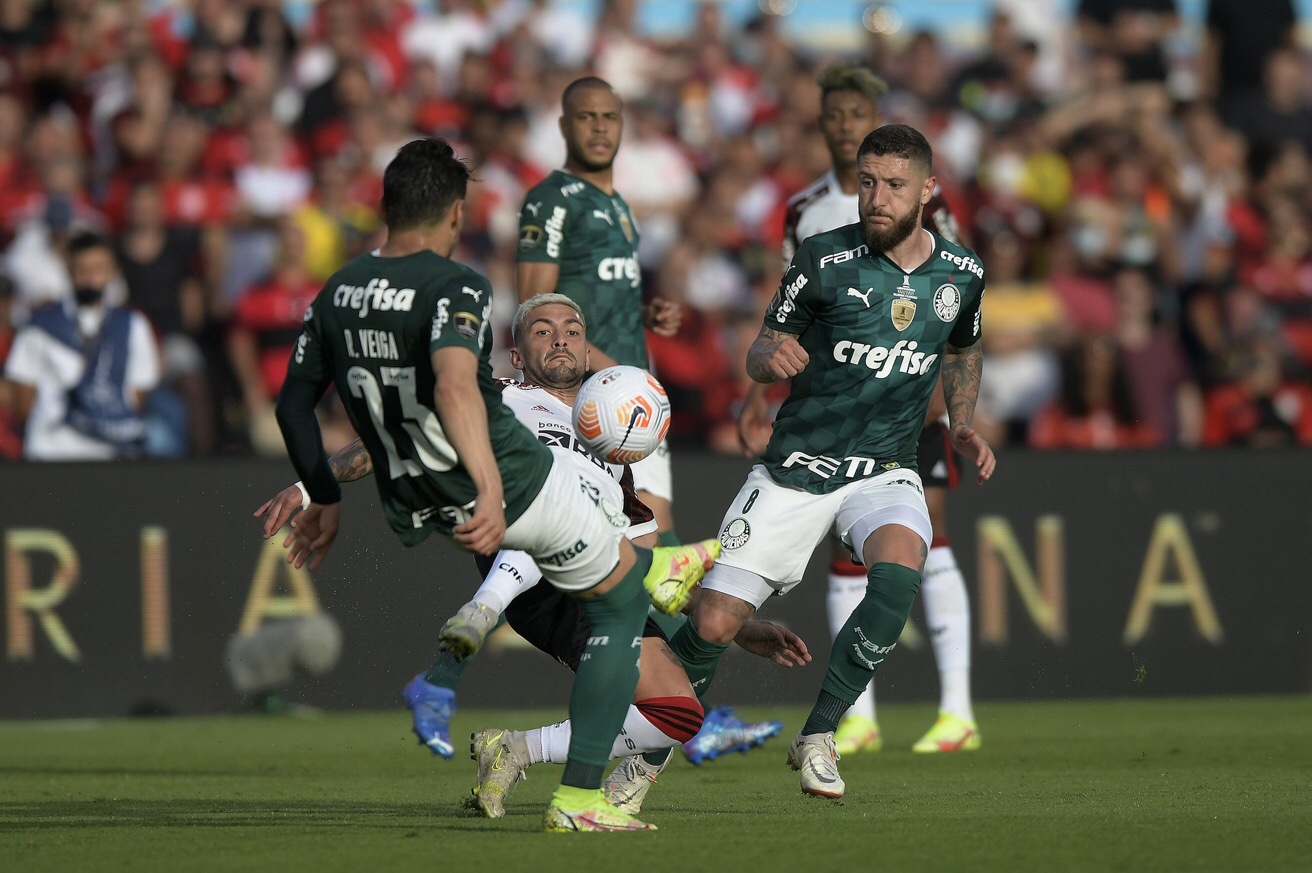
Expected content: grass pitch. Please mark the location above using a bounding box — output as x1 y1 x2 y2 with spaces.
1 696 1308 872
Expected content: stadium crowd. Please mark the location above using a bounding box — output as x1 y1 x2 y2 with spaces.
0 0 1309 460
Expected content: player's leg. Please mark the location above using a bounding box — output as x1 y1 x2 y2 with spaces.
499 461 712 832
913 484 979 752
827 535 882 756
632 440 678 546
404 550 541 757
791 474 931 799
667 466 829 701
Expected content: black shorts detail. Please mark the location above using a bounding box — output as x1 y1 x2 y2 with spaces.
917 421 959 489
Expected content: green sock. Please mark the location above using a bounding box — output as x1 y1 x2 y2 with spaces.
803 562 922 735
668 619 730 700
423 613 506 688
657 529 681 547
646 605 687 638
563 548 653 789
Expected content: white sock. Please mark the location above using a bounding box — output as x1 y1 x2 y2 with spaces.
521 705 679 765
922 545 973 722
827 570 876 723
473 549 542 613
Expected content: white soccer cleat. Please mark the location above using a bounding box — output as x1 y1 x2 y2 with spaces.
604 749 672 814
787 731 845 799
439 601 500 660
463 729 527 818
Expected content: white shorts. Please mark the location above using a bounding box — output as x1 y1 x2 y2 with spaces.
629 439 673 503
705 464 932 609
504 457 630 592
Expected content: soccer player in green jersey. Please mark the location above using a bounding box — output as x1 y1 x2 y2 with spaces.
272 137 717 832
516 76 681 542
669 124 997 799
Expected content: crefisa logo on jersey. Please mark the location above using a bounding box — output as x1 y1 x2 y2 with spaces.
933 284 961 321
334 278 416 318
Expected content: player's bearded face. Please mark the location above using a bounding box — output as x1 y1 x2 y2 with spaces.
857 155 929 252
518 306 588 389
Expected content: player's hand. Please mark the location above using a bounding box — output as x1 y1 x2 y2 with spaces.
766 336 809 380
736 388 773 456
951 424 996 484
644 298 681 337
284 502 341 571
253 485 305 540
733 619 811 668
453 494 506 556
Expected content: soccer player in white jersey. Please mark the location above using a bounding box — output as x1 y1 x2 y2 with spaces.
739 63 981 755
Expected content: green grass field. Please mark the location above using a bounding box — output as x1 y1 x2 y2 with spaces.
2 697 1308 872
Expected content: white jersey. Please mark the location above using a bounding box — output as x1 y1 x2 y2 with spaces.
498 380 658 539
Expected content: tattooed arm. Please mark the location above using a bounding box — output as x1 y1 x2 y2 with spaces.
746 324 810 384
939 338 995 484
253 438 374 539
328 437 373 482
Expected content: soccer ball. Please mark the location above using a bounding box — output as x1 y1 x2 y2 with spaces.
573 365 672 465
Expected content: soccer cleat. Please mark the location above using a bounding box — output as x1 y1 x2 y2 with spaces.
401 674 456 759
834 713 882 756
911 711 981 753
681 706 784 765
787 731 845 799
543 790 657 832
644 540 720 616
604 749 672 814
438 600 500 660
463 729 528 818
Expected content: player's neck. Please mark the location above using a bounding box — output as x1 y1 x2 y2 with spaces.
881 227 934 274
542 385 579 406
562 161 614 195
379 225 457 259
833 162 858 195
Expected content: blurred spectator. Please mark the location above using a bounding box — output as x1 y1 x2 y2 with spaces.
0 274 23 458
227 218 318 456
1203 0 1296 107
1076 0 1179 85
1202 338 1312 446
1222 48 1312 157
2 232 159 460
1030 335 1161 449
116 178 213 456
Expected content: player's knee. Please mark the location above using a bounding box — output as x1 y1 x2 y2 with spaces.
691 595 750 645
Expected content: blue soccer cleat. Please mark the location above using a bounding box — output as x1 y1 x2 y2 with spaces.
402 674 457 759
681 706 784 765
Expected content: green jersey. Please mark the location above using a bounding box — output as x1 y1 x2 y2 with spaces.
517 169 646 367
287 250 551 545
761 223 985 494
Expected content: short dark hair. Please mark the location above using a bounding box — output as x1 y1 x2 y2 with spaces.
857 124 933 176
817 62 887 106
561 76 617 112
381 138 472 232
67 231 114 259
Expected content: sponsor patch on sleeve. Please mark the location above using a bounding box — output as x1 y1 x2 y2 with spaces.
519 225 543 251
454 311 482 340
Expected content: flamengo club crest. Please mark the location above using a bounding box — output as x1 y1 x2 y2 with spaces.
933 283 961 322
890 274 916 331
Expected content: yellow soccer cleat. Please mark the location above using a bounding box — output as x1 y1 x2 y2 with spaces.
543 788 657 832
834 714 882 756
911 711 981 753
462 729 527 818
643 540 720 616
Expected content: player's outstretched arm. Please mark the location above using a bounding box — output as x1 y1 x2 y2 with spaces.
745 324 809 384
941 339 996 484
733 619 812 668
737 381 773 456
432 346 506 555
253 438 375 540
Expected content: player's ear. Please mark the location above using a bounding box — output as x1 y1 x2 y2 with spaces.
921 174 936 206
509 347 523 370
450 198 465 232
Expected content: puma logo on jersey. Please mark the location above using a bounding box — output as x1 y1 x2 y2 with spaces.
833 339 938 378
846 287 872 307
525 201 542 217
593 209 614 226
